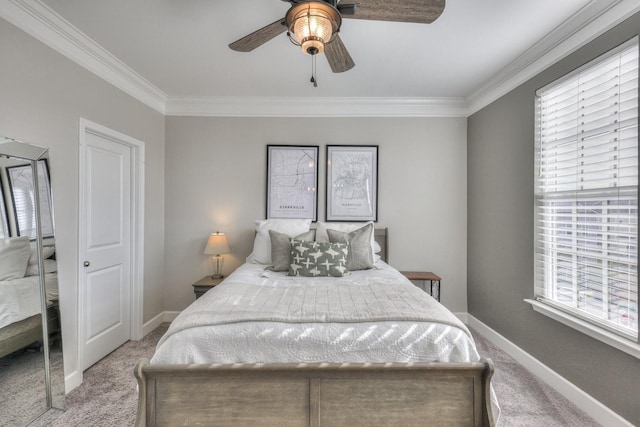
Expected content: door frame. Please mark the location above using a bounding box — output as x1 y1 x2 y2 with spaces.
78 118 145 373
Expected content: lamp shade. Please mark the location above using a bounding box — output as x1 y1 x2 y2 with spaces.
286 2 341 56
204 232 230 255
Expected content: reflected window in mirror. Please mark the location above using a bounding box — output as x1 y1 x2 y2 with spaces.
7 159 54 239
0 178 8 238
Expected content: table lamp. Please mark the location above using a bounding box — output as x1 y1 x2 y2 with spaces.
204 231 231 279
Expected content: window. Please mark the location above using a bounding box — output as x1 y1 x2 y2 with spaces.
534 37 639 342
6 159 54 239
0 183 8 238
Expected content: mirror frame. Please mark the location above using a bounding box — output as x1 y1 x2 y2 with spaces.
0 136 54 413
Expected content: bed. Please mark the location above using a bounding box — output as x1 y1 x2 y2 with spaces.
135 223 498 426
0 238 59 359
0 272 59 358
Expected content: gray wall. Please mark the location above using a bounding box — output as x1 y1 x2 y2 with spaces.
165 116 468 312
467 12 640 424
0 18 166 388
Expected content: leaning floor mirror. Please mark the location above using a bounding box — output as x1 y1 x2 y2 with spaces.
0 136 64 425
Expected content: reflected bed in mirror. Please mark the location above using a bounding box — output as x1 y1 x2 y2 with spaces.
0 136 64 425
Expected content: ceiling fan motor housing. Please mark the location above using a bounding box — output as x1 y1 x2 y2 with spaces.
286 1 342 55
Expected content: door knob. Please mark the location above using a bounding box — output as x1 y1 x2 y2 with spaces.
83 261 90 267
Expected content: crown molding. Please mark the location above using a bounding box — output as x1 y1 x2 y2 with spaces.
2 0 639 118
0 0 464 118
165 96 468 118
0 0 168 114
466 0 640 115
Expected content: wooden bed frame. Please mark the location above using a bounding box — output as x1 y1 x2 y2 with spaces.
134 228 496 426
135 359 495 426
0 304 60 359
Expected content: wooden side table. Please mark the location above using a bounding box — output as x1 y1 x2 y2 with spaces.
400 271 442 301
192 276 224 299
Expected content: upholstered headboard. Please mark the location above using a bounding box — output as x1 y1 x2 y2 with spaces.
374 228 388 263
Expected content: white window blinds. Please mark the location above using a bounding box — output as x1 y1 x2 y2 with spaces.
535 37 639 340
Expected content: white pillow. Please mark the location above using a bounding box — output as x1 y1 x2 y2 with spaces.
25 259 58 276
28 245 55 265
0 236 31 280
247 219 312 265
316 221 381 253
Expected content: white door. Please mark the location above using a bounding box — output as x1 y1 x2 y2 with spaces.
80 131 132 370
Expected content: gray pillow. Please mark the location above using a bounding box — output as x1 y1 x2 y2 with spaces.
288 239 349 277
327 223 374 270
269 229 315 271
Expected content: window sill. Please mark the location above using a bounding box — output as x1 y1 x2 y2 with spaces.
524 299 640 360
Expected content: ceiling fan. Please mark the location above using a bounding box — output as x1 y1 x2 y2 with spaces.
229 0 446 75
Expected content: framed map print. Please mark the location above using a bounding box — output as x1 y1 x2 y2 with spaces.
326 145 378 222
266 145 318 221
7 159 54 239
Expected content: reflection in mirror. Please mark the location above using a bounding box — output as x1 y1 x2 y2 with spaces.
0 136 63 425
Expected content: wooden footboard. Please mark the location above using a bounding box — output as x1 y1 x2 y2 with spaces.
134 359 495 427
0 305 60 358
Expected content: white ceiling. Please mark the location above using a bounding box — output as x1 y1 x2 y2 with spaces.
40 0 591 98
3 0 638 115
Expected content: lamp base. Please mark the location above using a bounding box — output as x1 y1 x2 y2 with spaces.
210 255 225 280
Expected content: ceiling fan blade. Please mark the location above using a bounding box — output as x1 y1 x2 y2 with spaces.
337 3 356 16
229 18 287 52
347 0 445 24
325 35 355 73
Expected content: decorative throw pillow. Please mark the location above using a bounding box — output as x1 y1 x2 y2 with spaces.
0 236 31 280
246 219 312 265
327 223 374 271
315 221 381 253
268 229 315 271
288 240 349 277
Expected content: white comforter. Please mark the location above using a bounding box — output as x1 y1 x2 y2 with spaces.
0 273 58 330
152 263 480 365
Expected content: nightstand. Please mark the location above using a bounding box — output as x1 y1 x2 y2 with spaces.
192 276 224 299
400 271 441 302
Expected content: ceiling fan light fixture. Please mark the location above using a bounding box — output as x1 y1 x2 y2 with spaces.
286 2 341 56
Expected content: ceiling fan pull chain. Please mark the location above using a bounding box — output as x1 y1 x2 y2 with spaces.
310 55 318 87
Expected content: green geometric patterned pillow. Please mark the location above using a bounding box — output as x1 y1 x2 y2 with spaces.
288 239 350 277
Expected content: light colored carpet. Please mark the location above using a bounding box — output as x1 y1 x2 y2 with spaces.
0 342 64 427
43 325 167 427
36 323 600 426
469 327 600 427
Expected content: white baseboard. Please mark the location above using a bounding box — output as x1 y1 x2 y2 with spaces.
453 312 469 324
64 311 179 394
466 314 633 427
142 310 180 336
64 369 82 394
